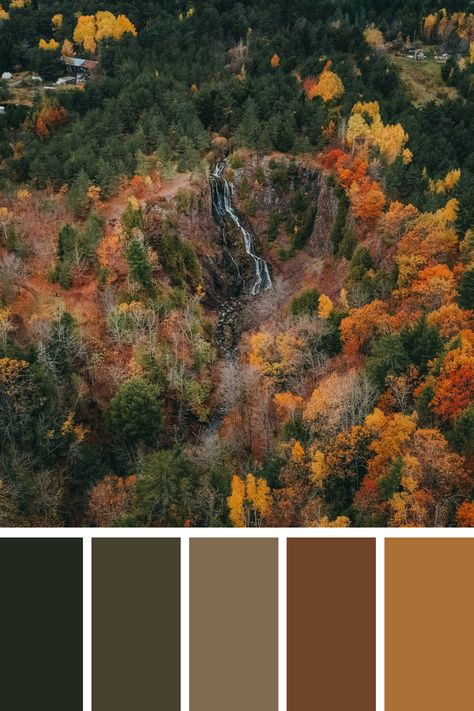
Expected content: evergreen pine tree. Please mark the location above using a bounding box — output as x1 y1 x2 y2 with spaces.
126 237 153 293
236 99 261 148
457 268 474 310
68 170 91 218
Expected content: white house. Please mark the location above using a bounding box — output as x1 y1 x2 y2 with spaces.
407 49 426 60
56 76 76 86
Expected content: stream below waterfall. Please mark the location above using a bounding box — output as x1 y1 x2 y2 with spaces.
210 161 272 355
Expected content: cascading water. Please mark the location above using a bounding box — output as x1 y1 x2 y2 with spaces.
210 162 272 295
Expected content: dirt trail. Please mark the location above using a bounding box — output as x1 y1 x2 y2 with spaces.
102 171 192 225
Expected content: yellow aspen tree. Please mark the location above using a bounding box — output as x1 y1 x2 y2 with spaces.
402 148 413 164
245 473 271 524
318 294 334 318
227 473 271 527
74 15 97 53
312 69 344 102
317 515 350 527
423 12 438 40
309 450 327 487
364 25 385 49
347 102 410 165
114 14 137 39
228 475 246 527
95 10 116 41
39 38 59 51
291 440 305 464
0 308 13 347
51 13 63 29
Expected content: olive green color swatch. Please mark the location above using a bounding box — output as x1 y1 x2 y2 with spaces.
190 538 278 711
0 538 83 711
92 538 180 711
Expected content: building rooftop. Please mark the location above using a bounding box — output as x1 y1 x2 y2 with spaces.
62 57 99 69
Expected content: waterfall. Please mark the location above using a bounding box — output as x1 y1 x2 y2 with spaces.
210 162 272 295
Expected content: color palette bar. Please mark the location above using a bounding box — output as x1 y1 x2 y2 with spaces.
0 538 83 711
1 534 472 710
190 538 278 711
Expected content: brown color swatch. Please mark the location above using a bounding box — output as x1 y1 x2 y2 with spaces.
92 538 180 711
386 538 474 711
287 538 375 711
190 538 278 711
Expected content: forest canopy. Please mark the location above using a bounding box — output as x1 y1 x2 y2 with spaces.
1 0 474 527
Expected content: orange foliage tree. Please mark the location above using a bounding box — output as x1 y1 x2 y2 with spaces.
340 300 391 356
349 177 386 224
303 61 344 102
456 501 474 526
398 200 458 262
88 475 137 526
431 331 474 421
34 101 68 139
271 53 280 68
411 264 456 310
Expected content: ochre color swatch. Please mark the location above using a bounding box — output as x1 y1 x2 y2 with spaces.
190 538 278 711
287 538 375 711
92 538 180 711
0 538 83 711
386 538 474 711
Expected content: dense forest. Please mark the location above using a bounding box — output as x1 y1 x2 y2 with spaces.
0 0 474 526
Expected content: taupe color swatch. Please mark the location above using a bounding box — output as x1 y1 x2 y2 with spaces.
287 538 375 711
386 538 474 711
190 538 278 711
92 538 180 711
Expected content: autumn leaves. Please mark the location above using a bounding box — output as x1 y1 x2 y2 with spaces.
272 54 345 104
225 86 473 527
38 10 137 55
73 12 137 55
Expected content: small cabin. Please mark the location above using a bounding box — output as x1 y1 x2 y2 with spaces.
407 49 426 61
62 57 99 79
0 106 5 114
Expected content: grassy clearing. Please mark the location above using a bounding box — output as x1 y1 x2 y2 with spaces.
389 53 458 106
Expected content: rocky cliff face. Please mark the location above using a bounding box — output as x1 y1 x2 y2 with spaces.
142 155 339 351
228 153 334 261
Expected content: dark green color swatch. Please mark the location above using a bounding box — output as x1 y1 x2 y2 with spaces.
93 538 180 711
0 538 83 711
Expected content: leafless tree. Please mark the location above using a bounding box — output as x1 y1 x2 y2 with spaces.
0 253 26 302
242 276 292 330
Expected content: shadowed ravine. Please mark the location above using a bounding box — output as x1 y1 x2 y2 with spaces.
210 161 272 355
